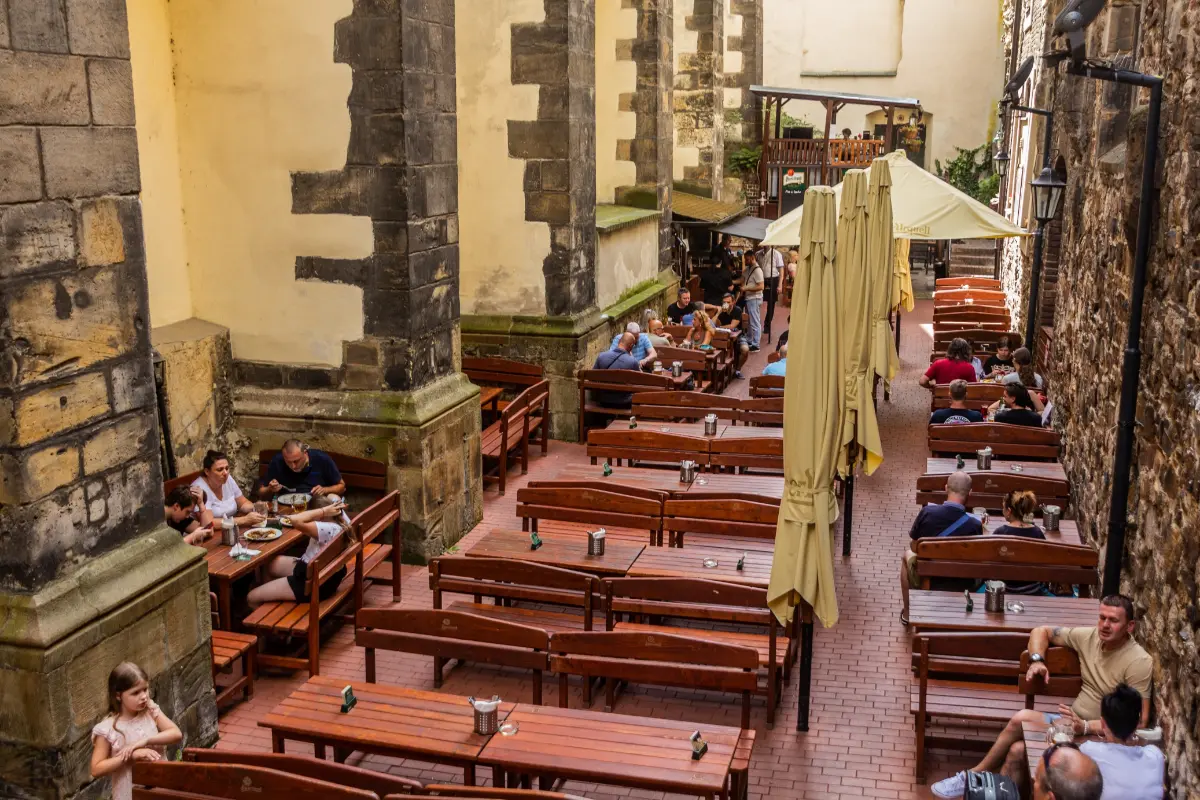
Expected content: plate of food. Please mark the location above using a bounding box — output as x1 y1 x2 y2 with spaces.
276 492 312 511
242 527 283 543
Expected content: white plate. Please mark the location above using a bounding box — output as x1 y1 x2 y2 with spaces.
241 527 282 542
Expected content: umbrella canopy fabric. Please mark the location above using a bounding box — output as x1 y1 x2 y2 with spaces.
867 159 899 393
761 150 1029 246
768 186 842 629
892 237 915 313
833 170 882 478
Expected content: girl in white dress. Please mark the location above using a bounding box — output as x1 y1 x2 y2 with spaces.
90 662 182 800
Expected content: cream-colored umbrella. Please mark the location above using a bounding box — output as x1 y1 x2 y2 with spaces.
892 237 915 313
834 170 883 477
867 158 899 392
769 186 841 629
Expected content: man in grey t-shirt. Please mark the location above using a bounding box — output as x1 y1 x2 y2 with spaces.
742 254 765 350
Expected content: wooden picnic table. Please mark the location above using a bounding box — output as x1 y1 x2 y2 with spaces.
925 458 1067 482
260 675 513 786
628 545 773 588
203 527 305 630
477 703 741 799
604 420 728 437
555 463 693 493
684 472 784 500
479 385 503 416
465 528 645 577
908 590 1099 635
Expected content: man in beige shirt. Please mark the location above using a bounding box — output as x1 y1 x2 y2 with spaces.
931 595 1153 799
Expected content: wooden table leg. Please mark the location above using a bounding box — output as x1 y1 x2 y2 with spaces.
464 765 475 786
313 743 326 760
218 582 233 631
492 766 506 788
271 731 285 754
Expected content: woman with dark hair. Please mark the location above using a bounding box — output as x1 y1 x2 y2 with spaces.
920 337 979 389
991 490 1049 595
1080 684 1165 799
1001 346 1044 389
189 450 264 527
988 383 1044 427
247 502 356 608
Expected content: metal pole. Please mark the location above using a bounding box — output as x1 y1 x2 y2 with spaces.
894 308 902 354
796 614 814 732
1064 64 1162 596
842 473 854 556
1024 222 1045 350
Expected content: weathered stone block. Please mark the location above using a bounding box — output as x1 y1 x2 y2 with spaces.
0 0 9 48
334 15 403 70
109 357 155 414
78 197 125 266
64 0 130 57
347 111 405 166
8 0 69 52
0 50 88 125
0 443 79 504
0 128 42 203
41 127 140 199
405 163 457 218
0 201 76 278
342 364 383 390
526 191 571 223
82 414 152 476
86 57 135 125
234 361 286 388
10 371 109 447
295 255 367 287
508 120 570 159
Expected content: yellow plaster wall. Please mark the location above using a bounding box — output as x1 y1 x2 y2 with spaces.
169 0 369 366
764 0 1005 167
596 218 660 309
672 0 700 182
456 0 551 316
127 0 192 328
595 0 638 204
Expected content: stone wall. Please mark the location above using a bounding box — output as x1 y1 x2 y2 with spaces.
151 319 235 476
720 0 761 201
672 0 724 197
1027 0 1200 791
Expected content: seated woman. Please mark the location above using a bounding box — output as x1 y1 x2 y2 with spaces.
683 309 716 347
1001 346 1045 389
163 485 211 546
190 450 265 528
990 489 1049 595
987 383 1045 426
246 502 355 608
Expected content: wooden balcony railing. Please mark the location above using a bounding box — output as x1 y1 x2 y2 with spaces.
764 138 885 168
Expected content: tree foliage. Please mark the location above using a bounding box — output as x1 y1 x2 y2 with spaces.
935 143 1000 205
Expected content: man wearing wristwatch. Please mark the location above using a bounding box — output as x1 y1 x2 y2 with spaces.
931 594 1153 799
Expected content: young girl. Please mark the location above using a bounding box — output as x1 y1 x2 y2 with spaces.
247 502 355 608
90 662 182 800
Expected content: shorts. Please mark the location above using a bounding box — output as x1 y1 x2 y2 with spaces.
1043 712 1061 725
286 558 347 603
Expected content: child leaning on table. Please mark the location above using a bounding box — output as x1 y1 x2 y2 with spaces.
90 662 183 800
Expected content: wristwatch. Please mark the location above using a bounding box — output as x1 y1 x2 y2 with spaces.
1029 654 1045 664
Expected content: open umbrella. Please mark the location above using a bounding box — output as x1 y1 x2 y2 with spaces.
769 185 841 632
834 170 883 479
867 158 899 392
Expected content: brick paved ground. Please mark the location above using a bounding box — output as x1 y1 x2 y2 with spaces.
216 299 976 798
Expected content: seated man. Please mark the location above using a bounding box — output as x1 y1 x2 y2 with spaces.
609 322 657 369
932 595 1153 798
1078 684 1164 799
646 317 673 348
591 332 641 408
259 439 346 500
763 344 787 377
666 287 693 324
163 485 211 546
1032 744 1105 800
714 292 749 376
929 378 984 424
901 472 983 623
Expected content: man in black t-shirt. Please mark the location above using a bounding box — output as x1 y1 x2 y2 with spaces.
666 288 693 324
983 337 1015 377
714 292 749 376
929 379 984 424
164 485 210 545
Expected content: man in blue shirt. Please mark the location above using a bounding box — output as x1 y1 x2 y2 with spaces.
609 322 657 369
592 333 641 408
901 472 983 622
762 344 787 376
929 379 984 424
260 440 346 499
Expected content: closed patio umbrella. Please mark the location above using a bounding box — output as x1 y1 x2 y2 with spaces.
868 158 899 392
892 237 915 314
834 170 883 479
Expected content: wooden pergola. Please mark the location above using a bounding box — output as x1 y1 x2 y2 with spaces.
750 86 922 219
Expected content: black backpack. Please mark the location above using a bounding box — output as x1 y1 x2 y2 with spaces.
965 771 1020 800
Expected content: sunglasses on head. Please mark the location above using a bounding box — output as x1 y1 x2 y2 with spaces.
1042 740 1079 772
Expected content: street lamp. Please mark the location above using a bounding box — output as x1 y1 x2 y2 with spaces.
993 148 1011 178
1023 164 1067 349
1031 166 1066 223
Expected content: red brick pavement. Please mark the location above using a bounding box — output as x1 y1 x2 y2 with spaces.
215 300 975 798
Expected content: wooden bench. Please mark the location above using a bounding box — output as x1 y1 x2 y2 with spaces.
549 630 759 729
603 577 790 726
418 789 590 800
655 345 715 393
482 380 550 494
258 449 388 494
932 328 1024 354
133 759 383 800
163 470 201 496
243 528 362 676
933 288 1007 307
710 436 783 474
930 382 1006 411
208 593 256 710
631 391 740 423
913 536 1099 595
516 483 665 546
748 374 785 398
586 428 711 470
356 607 550 704
934 277 1002 290
915 471 1070 514
662 497 777 552
351 490 403 603
181 749 423 797
912 633 1080 781
577 369 675 442
737 397 783 427
928 423 1060 460
464 356 544 394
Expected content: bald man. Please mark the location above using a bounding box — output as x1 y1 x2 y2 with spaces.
901 472 983 623
591 332 641 408
1033 744 1104 800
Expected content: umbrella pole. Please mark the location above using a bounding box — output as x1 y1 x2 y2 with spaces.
841 474 854 556
796 610 815 732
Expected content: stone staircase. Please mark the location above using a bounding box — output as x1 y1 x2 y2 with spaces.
948 239 998 278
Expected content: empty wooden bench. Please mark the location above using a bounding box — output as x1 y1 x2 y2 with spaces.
464 356 545 401
351 490 403 603
913 536 1099 595
928 423 1060 460
662 496 778 552
516 483 665 546
356 607 550 703
482 379 550 494
181 749 423 797
243 528 361 676
549 630 759 729
208 593 256 710
631 391 740 423
586 428 710 470
603 577 790 726
934 277 1002 290
577 369 675 442
912 633 1079 781
933 288 1007 307
748 375 785 398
